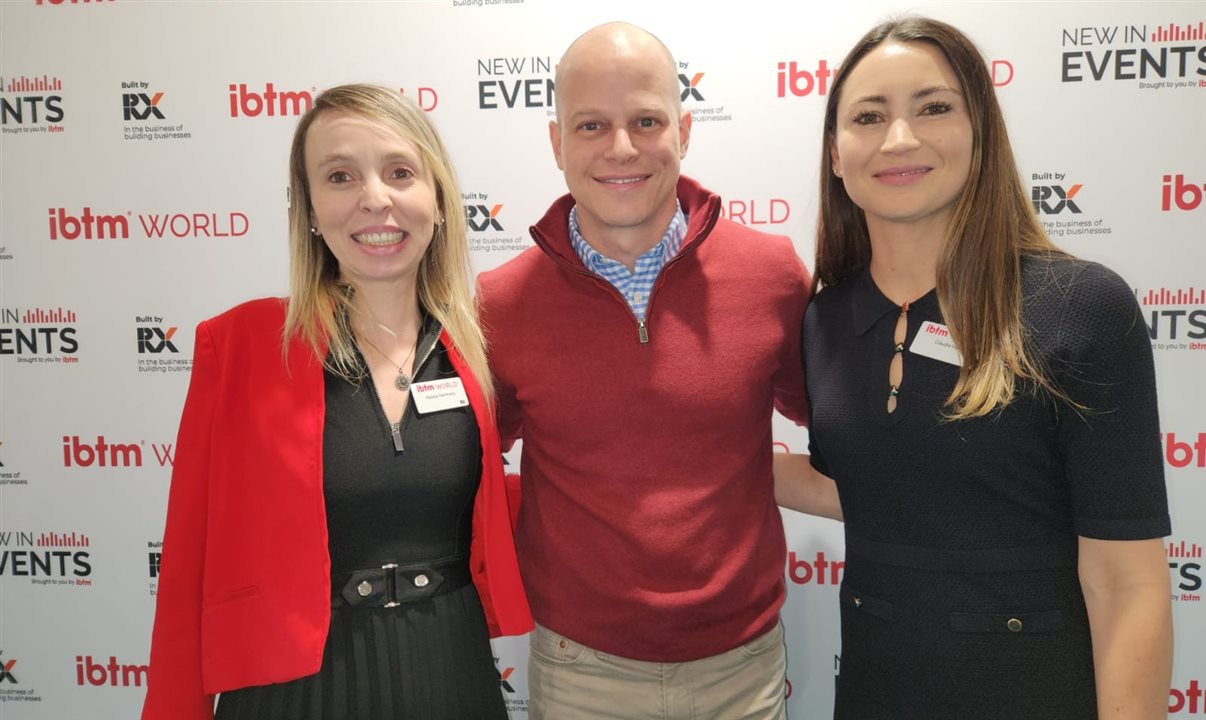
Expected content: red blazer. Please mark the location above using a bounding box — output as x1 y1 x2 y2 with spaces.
142 298 532 720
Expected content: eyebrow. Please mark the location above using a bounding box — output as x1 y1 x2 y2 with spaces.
315 151 422 167
850 86 962 104
566 107 670 123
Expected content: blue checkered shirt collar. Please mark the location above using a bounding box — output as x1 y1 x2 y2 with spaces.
568 202 687 320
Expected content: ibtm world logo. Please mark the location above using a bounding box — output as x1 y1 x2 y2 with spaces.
787 550 845 585
48 207 249 240
62 435 175 468
1171 678 1205 715
229 83 314 118
776 58 1014 97
75 656 148 688
1163 174 1206 212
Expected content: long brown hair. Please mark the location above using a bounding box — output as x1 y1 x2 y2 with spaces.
283 84 492 400
815 17 1066 418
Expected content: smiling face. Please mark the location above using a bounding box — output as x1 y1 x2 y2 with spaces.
304 110 438 290
830 41 973 238
550 26 691 251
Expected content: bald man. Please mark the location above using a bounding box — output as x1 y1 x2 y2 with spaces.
477 22 810 719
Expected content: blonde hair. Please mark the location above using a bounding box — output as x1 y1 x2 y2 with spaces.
815 17 1068 419
283 84 492 401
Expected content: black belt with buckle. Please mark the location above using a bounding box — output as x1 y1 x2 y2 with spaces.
332 556 472 609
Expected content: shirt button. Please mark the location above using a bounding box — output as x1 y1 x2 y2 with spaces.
1006 617 1023 632
357 581 373 597
414 574 430 588
852 596 863 608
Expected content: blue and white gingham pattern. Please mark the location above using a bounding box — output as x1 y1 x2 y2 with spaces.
569 202 687 320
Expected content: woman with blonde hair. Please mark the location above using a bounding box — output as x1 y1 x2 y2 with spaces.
777 17 1172 719
143 84 531 720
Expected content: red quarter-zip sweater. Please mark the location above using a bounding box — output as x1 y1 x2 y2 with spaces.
478 176 810 661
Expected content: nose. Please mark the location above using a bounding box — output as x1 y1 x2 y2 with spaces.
359 175 392 212
881 118 921 154
605 128 638 162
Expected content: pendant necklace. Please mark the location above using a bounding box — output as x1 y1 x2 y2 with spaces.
359 329 420 391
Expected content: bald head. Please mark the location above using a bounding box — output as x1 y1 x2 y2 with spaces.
554 22 681 122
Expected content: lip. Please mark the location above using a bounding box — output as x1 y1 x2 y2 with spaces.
594 174 650 190
874 165 932 186
352 225 406 248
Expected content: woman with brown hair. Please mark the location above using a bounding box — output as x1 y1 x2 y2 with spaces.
142 84 531 720
777 17 1172 719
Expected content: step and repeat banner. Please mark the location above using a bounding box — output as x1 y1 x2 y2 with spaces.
1 1 1202 717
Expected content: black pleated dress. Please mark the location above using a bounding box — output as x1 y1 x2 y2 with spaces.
215 322 508 720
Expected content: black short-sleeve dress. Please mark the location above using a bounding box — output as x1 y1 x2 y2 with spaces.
803 255 1170 720
214 321 507 720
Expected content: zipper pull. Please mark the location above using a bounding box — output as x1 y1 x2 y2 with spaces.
638 318 649 345
391 422 404 452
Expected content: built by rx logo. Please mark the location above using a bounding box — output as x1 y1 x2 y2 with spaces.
495 658 515 693
122 92 164 121
0 652 17 684
679 72 705 102
466 204 503 232
1031 184 1082 214
137 326 178 354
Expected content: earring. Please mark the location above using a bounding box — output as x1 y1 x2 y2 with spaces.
833 168 843 178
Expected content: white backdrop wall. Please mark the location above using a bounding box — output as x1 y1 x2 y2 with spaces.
0 1 1203 717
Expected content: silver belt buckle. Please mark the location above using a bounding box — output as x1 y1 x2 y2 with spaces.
381 563 400 607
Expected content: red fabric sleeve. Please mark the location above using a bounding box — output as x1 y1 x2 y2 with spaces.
141 322 220 720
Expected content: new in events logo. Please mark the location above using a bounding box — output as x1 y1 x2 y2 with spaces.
0 306 79 360
1140 286 1206 346
0 529 93 583
1060 21 1206 87
476 55 555 111
0 75 64 133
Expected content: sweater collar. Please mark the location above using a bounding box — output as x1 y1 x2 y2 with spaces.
529 175 721 272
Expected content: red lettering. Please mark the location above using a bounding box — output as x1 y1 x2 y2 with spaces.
788 551 844 585
1164 432 1206 468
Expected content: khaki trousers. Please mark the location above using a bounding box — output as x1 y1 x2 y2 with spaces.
528 620 788 720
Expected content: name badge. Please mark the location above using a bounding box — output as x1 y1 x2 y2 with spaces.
410 377 470 414
910 321 963 366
